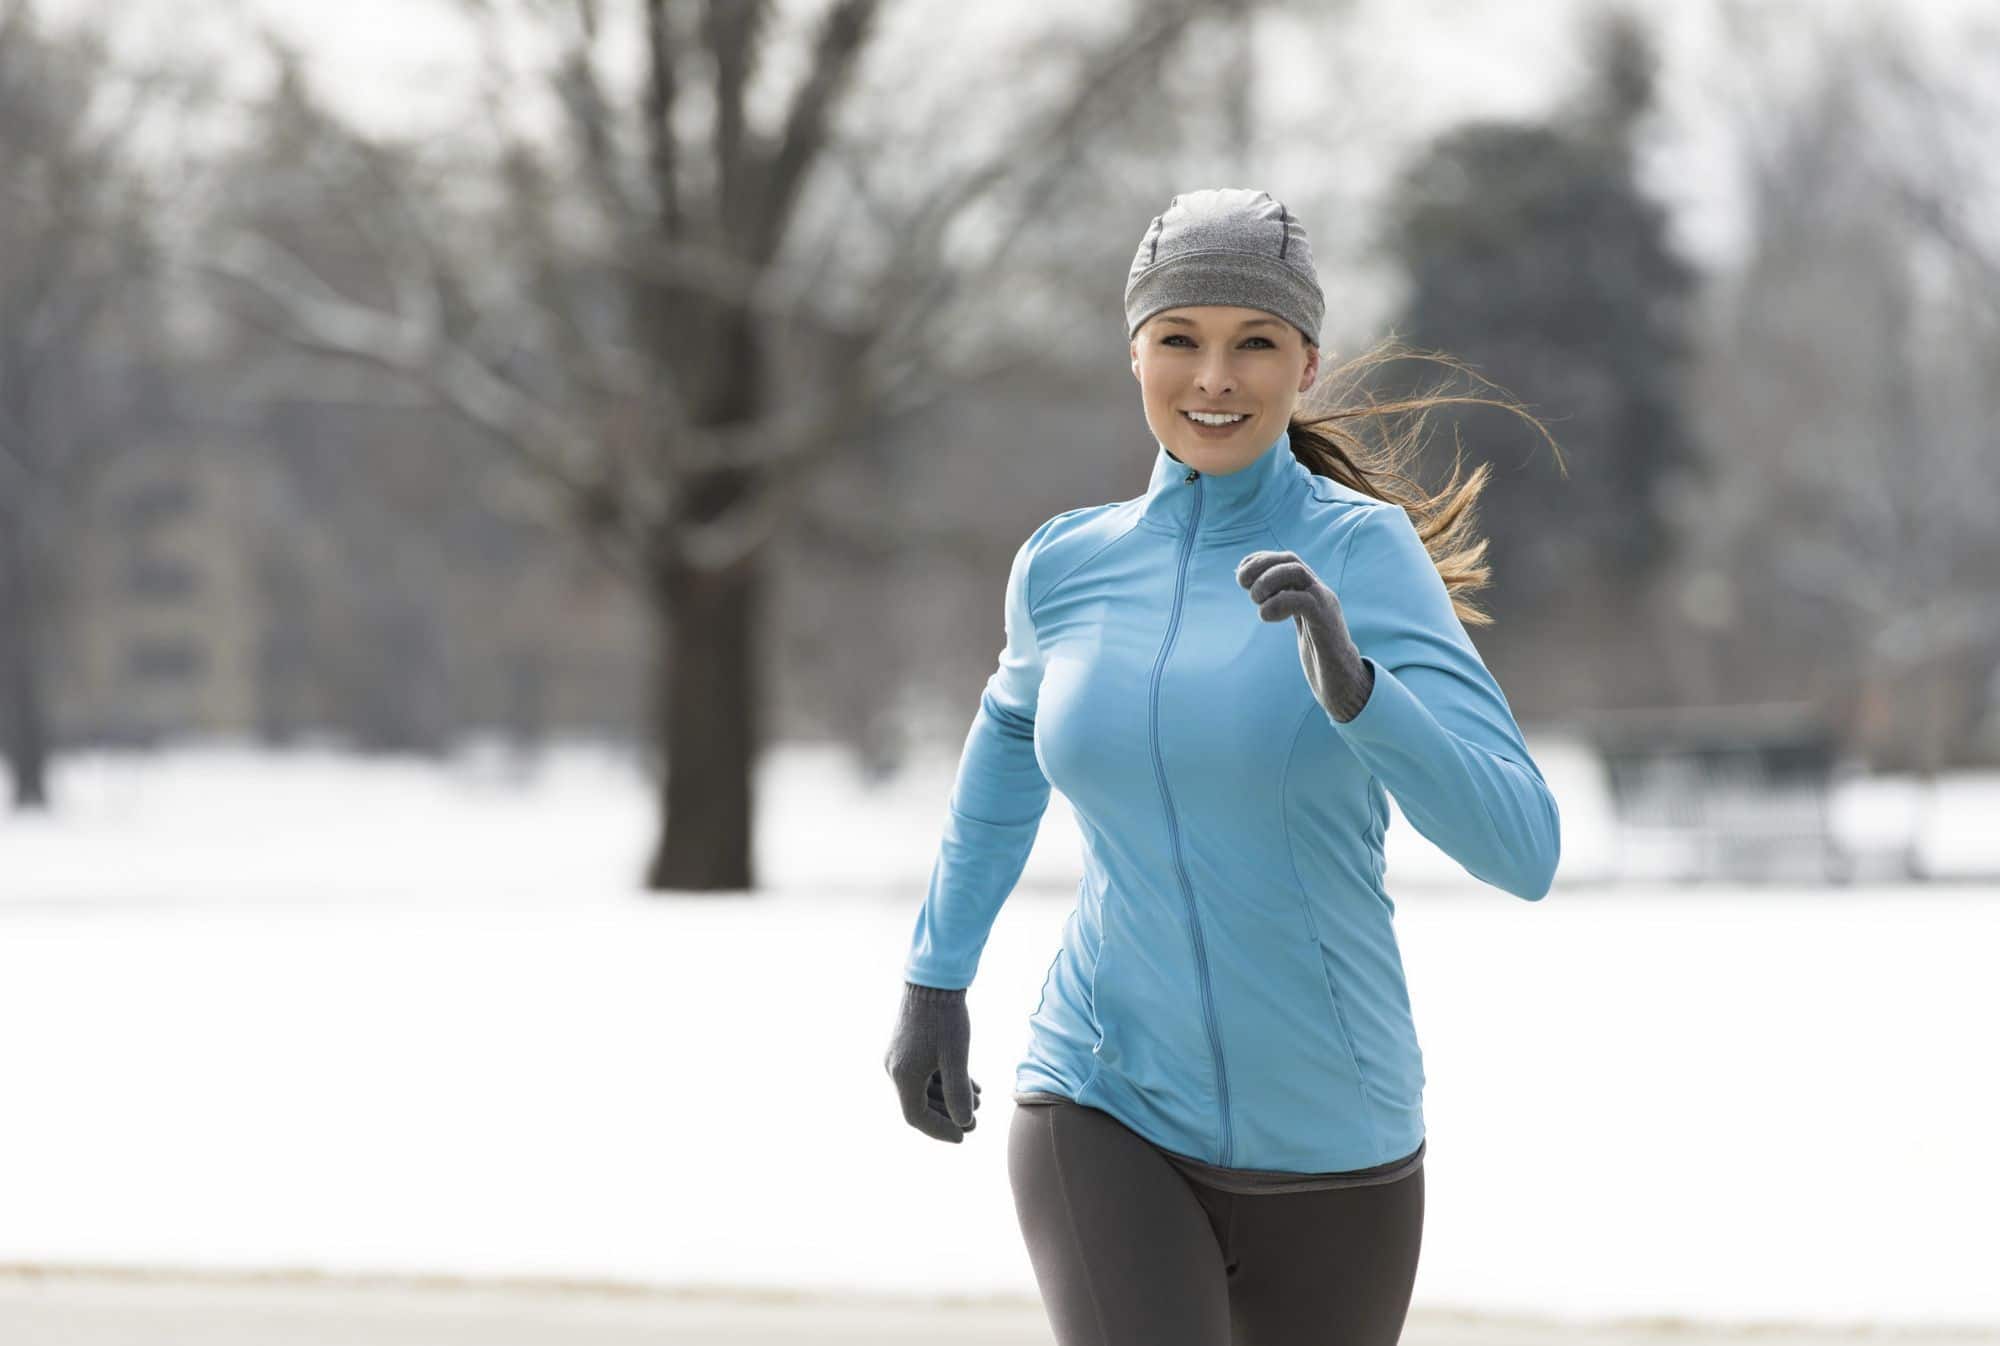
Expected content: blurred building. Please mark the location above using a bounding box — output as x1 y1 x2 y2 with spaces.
59 443 255 745
54 437 648 750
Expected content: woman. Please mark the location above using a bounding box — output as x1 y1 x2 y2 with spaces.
884 187 1564 1345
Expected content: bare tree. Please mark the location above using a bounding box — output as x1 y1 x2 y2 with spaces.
0 1 170 809
201 0 1261 890
1687 5 2000 775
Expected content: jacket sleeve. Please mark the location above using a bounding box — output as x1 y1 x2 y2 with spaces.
1327 503 1561 900
901 518 1059 988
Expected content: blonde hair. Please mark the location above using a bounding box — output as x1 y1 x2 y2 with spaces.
1286 336 1569 627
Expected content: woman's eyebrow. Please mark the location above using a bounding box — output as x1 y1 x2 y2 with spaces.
1157 316 1283 330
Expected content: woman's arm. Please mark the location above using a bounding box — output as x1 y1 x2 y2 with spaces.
901 518 1059 988
1288 504 1562 900
1240 504 1568 904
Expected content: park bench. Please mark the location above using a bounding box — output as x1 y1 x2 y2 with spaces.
1576 701 1854 884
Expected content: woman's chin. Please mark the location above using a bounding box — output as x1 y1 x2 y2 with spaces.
1168 428 1262 471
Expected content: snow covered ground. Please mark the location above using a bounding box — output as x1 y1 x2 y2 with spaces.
1 736 1996 1333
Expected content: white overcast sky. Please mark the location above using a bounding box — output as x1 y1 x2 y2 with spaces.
34 0 2000 322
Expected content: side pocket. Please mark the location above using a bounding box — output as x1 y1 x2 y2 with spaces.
1029 946 1061 1019
1085 882 1114 1060
1313 941 1368 1097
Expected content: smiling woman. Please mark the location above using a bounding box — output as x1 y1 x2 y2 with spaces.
890 186 1571 1346
1124 201 1570 629
1135 307 1301 463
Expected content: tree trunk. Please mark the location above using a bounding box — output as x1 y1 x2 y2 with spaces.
644 547 762 891
1 524 51 810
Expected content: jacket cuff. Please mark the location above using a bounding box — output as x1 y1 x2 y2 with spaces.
1325 656 1415 739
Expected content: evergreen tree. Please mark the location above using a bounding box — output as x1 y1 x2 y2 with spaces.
1378 8 1699 611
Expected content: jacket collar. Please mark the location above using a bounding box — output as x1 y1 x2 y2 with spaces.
1139 425 1301 534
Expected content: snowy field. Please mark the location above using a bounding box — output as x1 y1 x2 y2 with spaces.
1 736 1997 1336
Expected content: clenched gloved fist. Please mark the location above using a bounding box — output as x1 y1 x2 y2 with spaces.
884 981 983 1143
1236 550 1376 723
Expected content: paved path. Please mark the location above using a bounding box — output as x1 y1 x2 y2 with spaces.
1 1268 1994 1345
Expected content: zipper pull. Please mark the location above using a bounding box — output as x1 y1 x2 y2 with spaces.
1185 468 1199 483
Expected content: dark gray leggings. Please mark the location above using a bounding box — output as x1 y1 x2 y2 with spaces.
1008 1097 1424 1345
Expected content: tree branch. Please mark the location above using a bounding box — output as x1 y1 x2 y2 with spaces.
200 227 662 560
644 0 682 240
754 0 878 264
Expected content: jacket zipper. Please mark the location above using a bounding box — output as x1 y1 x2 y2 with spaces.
1148 465 1234 1165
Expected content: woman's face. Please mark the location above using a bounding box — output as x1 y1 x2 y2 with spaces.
1130 304 1319 475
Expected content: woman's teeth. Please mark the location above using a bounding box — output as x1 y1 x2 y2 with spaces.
1184 411 1248 426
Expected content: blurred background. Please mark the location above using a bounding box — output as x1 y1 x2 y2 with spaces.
2 0 1997 1341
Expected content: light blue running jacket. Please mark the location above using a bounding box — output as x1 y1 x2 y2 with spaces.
901 427 1561 1172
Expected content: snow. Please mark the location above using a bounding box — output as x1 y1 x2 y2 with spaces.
1 736 1997 1330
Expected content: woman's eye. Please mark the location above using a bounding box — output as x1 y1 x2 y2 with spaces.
1163 335 1274 348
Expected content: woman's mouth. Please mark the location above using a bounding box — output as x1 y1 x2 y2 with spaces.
1182 409 1250 436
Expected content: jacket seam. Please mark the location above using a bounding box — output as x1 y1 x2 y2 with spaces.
1454 735 1540 893
1029 942 1061 1019
1083 872 1110 1064
1268 514 1382 1142
1072 876 1104 1032
1029 514 1141 622
1278 630 1384 1157
946 797 1045 829
1331 499 1394 592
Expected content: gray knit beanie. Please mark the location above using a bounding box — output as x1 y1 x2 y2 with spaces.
1124 187 1324 346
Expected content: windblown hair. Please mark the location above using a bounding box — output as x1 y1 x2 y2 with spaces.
1285 335 1568 627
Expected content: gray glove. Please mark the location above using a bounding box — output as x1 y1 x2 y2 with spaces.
1237 549 1376 722
884 981 983 1143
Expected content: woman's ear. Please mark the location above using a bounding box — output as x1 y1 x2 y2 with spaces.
1299 341 1320 393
